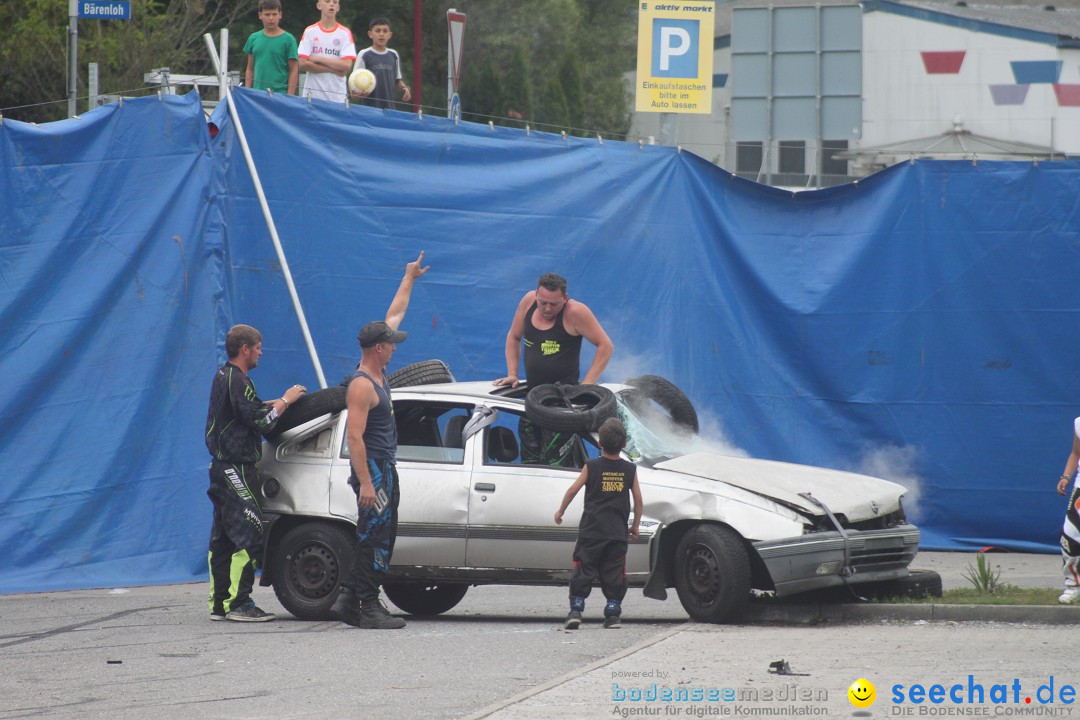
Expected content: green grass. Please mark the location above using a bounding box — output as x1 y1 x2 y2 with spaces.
882 586 1062 606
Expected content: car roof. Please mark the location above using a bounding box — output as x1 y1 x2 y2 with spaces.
392 380 628 404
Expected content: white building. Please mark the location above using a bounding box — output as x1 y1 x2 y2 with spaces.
627 0 1080 187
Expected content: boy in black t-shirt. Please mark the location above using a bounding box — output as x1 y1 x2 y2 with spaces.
554 418 643 629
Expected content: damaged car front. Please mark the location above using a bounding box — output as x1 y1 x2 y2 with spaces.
614 389 920 622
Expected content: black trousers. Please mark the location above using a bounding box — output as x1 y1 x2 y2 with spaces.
207 460 265 614
569 536 628 602
343 458 400 602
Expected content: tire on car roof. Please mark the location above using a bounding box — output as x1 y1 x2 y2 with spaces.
266 360 454 440
388 359 454 388
264 386 347 440
524 383 617 433
623 375 699 434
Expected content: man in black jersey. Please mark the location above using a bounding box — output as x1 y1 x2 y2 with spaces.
331 252 429 629
554 417 642 629
493 273 614 465
204 324 307 622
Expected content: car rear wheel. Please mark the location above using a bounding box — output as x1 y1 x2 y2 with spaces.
383 582 469 616
272 522 354 620
673 524 751 623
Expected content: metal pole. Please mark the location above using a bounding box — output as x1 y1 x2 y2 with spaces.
88 62 98 112
659 113 677 146
413 0 422 112
203 31 329 389
446 8 454 111
68 0 78 117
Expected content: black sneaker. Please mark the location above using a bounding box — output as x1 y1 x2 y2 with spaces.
210 611 226 622
603 615 622 629
329 587 357 621
565 610 582 630
354 601 406 630
226 600 276 622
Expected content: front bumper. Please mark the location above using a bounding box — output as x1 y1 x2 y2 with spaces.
754 523 920 597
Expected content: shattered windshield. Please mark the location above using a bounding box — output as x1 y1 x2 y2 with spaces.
616 391 746 466
617 393 695 465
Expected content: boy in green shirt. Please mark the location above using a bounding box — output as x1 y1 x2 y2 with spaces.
243 0 299 95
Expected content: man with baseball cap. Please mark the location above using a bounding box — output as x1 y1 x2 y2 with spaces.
332 251 429 629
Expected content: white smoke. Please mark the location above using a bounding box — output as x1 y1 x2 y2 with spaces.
850 443 924 522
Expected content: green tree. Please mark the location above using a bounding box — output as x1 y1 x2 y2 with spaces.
461 56 502 121
557 50 584 132
535 74 568 131
0 0 250 123
502 44 531 127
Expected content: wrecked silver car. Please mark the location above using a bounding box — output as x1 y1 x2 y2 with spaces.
255 377 919 623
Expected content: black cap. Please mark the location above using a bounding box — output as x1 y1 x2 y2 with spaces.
358 321 407 348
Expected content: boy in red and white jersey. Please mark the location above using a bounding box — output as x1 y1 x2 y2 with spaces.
297 0 356 103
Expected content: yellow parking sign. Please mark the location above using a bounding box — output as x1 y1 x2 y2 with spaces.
636 1 715 114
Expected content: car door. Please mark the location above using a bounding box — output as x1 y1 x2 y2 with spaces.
335 398 473 568
464 407 594 571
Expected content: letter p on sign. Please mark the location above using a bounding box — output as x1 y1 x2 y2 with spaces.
652 19 698 77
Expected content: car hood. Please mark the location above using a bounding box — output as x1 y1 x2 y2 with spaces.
652 452 907 522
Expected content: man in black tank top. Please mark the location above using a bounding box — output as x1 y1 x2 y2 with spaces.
554 418 643 629
494 273 615 465
493 273 614 389
331 252 429 630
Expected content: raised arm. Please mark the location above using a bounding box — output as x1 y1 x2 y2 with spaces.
566 301 614 385
493 291 535 387
384 251 430 331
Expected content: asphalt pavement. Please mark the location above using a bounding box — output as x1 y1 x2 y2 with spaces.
467 551 1080 719
2 551 1077 720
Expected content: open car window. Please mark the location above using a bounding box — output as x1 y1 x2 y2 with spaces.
278 417 336 460
339 401 474 464
482 409 595 469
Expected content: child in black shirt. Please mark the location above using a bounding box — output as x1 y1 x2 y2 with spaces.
554 417 643 629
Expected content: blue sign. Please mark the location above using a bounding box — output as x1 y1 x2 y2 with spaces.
79 1 131 19
651 18 698 78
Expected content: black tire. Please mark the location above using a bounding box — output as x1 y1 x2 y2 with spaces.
383 582 469 616
524 384 617 433
271 522 355 620
265 386 347 440
624 375 698 434
388 359 455 388
673 524 751 623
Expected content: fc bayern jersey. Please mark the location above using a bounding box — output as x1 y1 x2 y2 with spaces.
298 22 356 102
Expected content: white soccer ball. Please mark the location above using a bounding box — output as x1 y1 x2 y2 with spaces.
349 68 377 95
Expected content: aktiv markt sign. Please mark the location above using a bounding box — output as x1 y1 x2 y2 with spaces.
635 1 715 114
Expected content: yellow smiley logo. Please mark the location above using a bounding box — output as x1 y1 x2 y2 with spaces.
847 678 876 708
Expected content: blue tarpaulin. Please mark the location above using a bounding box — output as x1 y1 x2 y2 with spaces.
2 88 1078 593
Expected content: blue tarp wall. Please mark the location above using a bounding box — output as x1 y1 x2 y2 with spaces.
2 89 1078 593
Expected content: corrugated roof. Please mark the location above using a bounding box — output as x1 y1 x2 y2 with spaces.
901 1 1080 40
834 124 1062 163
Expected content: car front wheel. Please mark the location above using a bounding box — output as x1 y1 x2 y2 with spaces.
272 522 355 620
383 582 469 616
673 524 751 623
